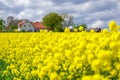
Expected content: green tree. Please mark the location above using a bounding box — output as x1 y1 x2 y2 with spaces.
42 12 64 31
79 23 87 29
0 19 5 32
73 24 87 29
73 24 79 29
10 24 18 31
0 19 3 31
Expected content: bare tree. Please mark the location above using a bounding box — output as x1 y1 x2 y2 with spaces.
6 16 14 31
7 16 14 25
61 13 74 28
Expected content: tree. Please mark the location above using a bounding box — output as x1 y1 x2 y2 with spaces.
6 16 14 26
79 24 87 29
0 19 3 31
42 12 64 31
6 16 14 31
73 23 87 31
11 24 18 31
0 19 5 32
61 13 74 27
73 24 79 29
6 16 19 32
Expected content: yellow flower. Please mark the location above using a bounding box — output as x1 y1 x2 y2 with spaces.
110 69 118 76
11 68 19 75
38 71 45 79
114 62 120 70
60 72 65 77
82 76 92 80
26 72 31 80
108 21 118 32
44 30 48 32
92 74 105 80
64 27 70 32
3 70 9 76
74 28 78 32
91 59 101 71
49 31 53 33
67 75 73 79
50 72 59 80
69 65 75 72
1 27 120 79
109 42 118 50
31 70 38 77
97 50 113 61
76 64 82 69
87 54 95 63
79 26 84 31
13 77 22 80
102 29 109 33
40 29 44 33
90 29 95 33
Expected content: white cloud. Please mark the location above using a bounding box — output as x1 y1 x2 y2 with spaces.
0 0 14 8
16 8 46 22
17 9 37 19
84 9 119 21
90 20 105 28
0 10 4 14
14 0 30 7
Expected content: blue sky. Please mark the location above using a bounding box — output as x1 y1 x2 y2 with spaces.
0 0 120 28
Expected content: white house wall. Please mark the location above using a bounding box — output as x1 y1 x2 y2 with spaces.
18 22 35 32
18 28 21 31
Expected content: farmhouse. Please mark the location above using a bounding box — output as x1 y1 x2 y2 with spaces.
18 20 48 32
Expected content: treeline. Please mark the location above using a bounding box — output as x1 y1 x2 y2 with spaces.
0 16 26 32
0 12 91 32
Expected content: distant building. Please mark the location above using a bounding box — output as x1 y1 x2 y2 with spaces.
18 20 48 32
87 28 101 32
32 22 48 32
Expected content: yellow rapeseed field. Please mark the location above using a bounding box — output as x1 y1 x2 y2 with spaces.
0 21 120 80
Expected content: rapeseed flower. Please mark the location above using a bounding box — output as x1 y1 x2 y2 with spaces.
0 25 120 79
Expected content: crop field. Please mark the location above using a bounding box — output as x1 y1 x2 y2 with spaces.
0 32 120 80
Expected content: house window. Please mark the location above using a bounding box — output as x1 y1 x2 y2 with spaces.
24 25 26 27
29 25 31 27
29 29 32 32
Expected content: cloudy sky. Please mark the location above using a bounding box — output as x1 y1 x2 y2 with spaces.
0 0 120 28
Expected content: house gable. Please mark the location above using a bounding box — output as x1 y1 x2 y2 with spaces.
18 20 35 32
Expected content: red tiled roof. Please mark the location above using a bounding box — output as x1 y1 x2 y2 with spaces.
32 22 46 29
